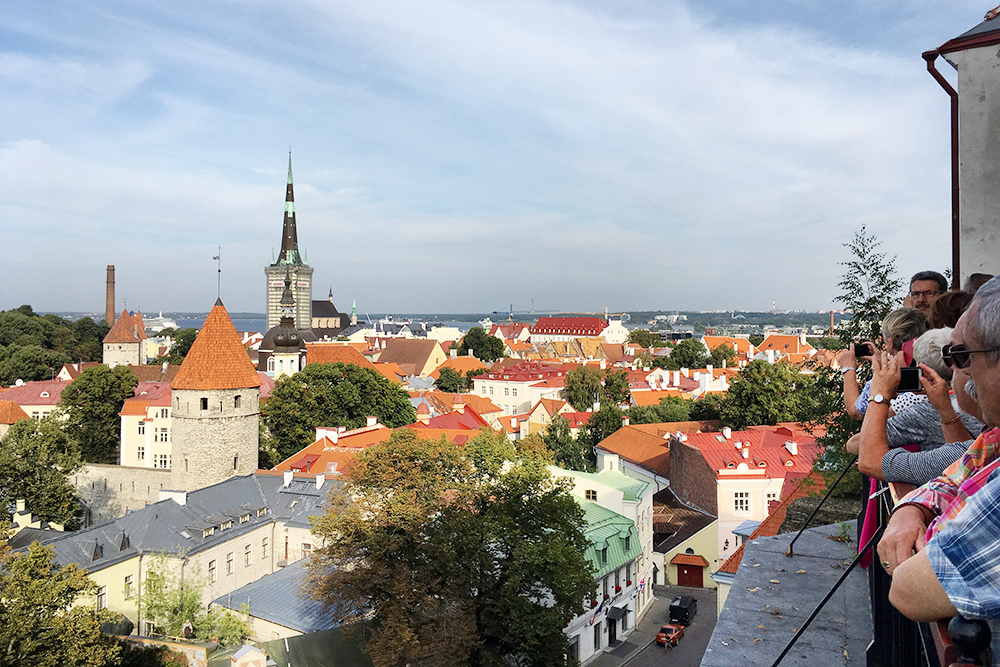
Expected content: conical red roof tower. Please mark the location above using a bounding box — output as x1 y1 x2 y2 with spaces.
173 299 261 391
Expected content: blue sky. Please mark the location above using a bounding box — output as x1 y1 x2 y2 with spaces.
0 1 988 315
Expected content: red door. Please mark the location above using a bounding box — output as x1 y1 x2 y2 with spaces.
677 564 703 587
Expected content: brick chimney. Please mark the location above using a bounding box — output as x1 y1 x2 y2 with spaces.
105 265 115 325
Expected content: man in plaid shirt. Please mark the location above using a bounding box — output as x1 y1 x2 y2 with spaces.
881 276 1000 652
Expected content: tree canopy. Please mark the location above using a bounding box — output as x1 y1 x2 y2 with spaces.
836 225 903 344
262 362 417 461
668 338 709 369
142 556 250 645
309 429 595 667
0 416 83 529
456 327 504 363
543 415 593 472
0 308 108 384
0 535 120 666
59 365 138 464
719 360 825 430
626 396 690 425
626 329 663 349
434 366 489 394
562 366 630 411
708 343 737 368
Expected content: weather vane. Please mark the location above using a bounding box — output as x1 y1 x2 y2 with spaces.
213 247 222 299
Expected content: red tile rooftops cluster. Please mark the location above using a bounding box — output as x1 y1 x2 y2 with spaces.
119 382 172 417
0 380 68 406
471 360 569 382
529 316 607 336
103 310 148 344
305 342 377 370
488 322 529 339
677 425 820 477
172 300 261 391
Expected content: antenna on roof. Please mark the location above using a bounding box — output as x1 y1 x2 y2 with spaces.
213 246 222 299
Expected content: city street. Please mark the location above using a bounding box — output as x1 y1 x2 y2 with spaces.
589 585 717 667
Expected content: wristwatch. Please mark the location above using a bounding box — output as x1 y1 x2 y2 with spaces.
871 394 886 404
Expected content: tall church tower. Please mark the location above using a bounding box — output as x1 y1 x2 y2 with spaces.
170 299 261 492
265 153 313 331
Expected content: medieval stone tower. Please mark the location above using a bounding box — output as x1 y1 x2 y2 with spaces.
102 310 146 368
265 153 313 331
170 299 261 492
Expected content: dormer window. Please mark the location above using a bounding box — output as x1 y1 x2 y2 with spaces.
727 462 736 468
40 391 49 398
220 521 232 531
758 461 766 468
585 490 597 501
256 508 266 517
239 514 250 524
202 527 214 538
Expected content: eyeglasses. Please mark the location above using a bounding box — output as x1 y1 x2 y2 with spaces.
909 289 942 299
941 343 1000 369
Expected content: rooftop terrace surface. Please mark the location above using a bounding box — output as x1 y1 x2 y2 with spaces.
701 521 870 667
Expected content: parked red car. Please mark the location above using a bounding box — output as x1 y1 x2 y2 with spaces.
656 623 684 647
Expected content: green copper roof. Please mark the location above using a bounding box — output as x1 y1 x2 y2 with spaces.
569 469 650 503
579 500 638 578
287 153 293 184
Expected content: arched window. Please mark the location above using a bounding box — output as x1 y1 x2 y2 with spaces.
267 357 275 372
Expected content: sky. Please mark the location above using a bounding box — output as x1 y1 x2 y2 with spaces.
0 1 989 315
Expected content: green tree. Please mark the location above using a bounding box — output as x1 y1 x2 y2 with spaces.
651 355 680 371
835 225 904 344
627 329 663 348
708 344 737 368
457 327 504 362
262 362 417 461
309 429 595 667
719 360 817 429
689 393 724 421
0 536 120 666
626 396 690 424
668 338 709 369
748 334 764 346
142 556 250 644
0 417 83 529
543 415 593 472
434 367 465 393
601 368 630 407
562 366 630 411
0 345 70 385
169 328 198 359
59 365 138 464
577 404 625 458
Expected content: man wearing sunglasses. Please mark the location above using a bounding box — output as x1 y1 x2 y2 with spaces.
903 270 948 315
881 276 1000 647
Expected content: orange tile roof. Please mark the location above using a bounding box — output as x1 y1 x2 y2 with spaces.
429 355 489 379
0 400 29 426
305 343 377 370
756 335 815 354
119 382 172 416
273 425 395 473
103 310 146 344
671 553 710 567
702 336 753 354
372 362 405 383
597 425 672 477
631 389 689 406
172 300 261 391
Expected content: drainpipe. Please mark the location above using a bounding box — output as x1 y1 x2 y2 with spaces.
922 49 960 289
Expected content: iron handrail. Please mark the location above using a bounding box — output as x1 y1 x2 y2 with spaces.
786 455 857 557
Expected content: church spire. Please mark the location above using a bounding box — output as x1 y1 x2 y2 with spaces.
274 150 303 266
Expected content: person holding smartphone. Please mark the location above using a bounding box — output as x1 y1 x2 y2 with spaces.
846 327 984 485
839 308 929 420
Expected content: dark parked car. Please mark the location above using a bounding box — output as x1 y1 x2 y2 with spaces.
656 623 684 647
669 595 698 625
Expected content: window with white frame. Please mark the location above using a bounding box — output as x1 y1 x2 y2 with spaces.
244 544 252 566
97 585 107 610
209 560 217 582
124 575 134 600
734 491 751 514
766 491 779 508
262 537 269 558
226 552 233 575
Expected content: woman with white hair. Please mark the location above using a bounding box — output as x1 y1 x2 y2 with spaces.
847 327 985 485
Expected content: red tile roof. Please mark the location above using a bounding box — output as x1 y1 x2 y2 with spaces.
273 424 394 474
671 553 711 567
0 380 68 406
679 425 820 478
305 343 377 370
0 400 29 426
103 310 147 344
172 300 261 391
530 316 607 337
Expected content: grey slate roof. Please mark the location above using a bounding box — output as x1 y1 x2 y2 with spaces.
212 559 339 633
37 473 336 573
700 521 870 667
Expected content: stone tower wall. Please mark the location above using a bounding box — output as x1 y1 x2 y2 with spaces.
265 264 313 331
103 342 142 368
73 464 170 525
170 387 260 492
